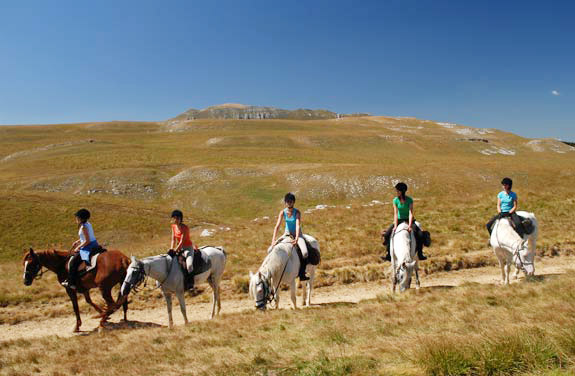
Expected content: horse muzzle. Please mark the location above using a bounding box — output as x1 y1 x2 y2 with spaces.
120 282 131 296
23 278 33 286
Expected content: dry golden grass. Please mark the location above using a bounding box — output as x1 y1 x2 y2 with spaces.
2 269 575 375
1 117 575 329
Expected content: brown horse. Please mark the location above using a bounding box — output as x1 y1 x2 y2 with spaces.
22 247 131 332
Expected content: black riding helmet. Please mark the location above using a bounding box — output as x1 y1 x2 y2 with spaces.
284 192 296 203
75 208 91 223
501 177 513 189
395 182 408 192
171 209 184 221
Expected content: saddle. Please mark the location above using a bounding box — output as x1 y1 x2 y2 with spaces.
176 249 212 277
68 246 107 275
518 216 534 235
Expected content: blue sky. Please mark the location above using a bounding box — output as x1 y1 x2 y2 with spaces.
0 0 573 139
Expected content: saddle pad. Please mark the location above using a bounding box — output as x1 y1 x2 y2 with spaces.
67 253 100 273
191 250 212 276
306 242 321 265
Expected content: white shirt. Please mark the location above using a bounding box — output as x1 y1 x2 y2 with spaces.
79 222 97 243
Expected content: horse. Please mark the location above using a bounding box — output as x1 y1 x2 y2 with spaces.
249 235 319 310
490 211 538 285
120 246 226 328
22 248 130 332
390 222 421 292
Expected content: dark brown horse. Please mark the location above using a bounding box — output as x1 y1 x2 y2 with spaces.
22 248 130 332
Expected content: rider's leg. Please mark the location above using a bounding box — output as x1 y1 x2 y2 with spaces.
296 237 309 281
486 214 500 235
413 223 427 260
510 212 525 238
183 247 194 290
381 223 394 261
64 253 82 289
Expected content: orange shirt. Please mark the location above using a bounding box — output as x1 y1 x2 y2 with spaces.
172 224 193 248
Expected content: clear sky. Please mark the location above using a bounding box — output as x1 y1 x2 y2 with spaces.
0 0 573 139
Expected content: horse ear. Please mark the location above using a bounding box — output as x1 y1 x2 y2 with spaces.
29 248 35 255
131 255 136 263
249 271 254 278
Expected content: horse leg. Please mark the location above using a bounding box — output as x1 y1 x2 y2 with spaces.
305 275 313 307
175 291 188 325
497 254 506 285
290 279 297 310
164 291 174 329
99 287 116 327
504 261 511 286
83 290 104 314
66 288 82 332
415 264 421 290
216 285 222 315
208 277 217 319
116 290 129 321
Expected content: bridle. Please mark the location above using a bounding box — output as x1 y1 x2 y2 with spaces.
124 262 147 293
255 273 273 309
255 239 293 309
125 256 175 293
24 255 45 282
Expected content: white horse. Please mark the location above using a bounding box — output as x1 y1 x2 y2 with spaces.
249 235 319 310
490 211 538 285
390 222 421 292
120 247 226 328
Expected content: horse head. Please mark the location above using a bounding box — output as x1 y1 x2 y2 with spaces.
396 260 417 292
22 248 42 286
249 270 271 310
121 256 145 296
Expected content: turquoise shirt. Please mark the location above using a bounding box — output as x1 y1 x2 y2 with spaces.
393 196 413 220
284 208 299 236
498 191 517 213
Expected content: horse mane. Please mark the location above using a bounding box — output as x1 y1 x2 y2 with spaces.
260 241 291 275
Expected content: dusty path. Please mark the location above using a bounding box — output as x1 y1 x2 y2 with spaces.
1 256 573 342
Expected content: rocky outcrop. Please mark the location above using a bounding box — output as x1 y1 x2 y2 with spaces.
168 103 340 122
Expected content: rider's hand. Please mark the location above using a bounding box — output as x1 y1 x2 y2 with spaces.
407 226 413 233
291 238 298 245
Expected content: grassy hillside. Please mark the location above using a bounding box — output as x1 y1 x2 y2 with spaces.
1 116 574 318
2 268 575 375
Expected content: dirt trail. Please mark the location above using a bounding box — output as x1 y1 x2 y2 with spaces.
2 256 573 342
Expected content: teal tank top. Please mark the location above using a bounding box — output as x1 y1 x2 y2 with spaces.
284 208 299 235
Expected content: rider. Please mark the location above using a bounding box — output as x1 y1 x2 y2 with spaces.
486 177 524 238
170 210 198 290
381 182 428 262
62 209 100 290
271 193 310 281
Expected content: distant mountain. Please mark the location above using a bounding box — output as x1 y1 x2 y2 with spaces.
168 103 348 122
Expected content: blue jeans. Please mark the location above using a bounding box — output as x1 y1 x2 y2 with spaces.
79 240 99 263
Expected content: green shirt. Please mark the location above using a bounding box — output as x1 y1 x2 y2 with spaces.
393 196 413 220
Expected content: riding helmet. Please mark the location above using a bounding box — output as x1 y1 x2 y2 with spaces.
395 182 408 192
501 177 513 188
284 192 296 203
171 209 184 221
75 208 91 222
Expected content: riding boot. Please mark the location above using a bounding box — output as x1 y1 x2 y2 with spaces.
185 272 195 290
417 244 427 261
381 235 391 262
298 259 310 281
62 254 80 289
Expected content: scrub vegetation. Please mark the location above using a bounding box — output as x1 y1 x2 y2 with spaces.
0 117 574 374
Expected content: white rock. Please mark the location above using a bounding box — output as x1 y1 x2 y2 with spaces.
200 229 215 237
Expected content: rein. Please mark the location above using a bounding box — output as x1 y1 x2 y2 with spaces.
257 239 293 308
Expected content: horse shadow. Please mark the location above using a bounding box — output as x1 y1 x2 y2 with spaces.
305 301 358 308
79 320 164 335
